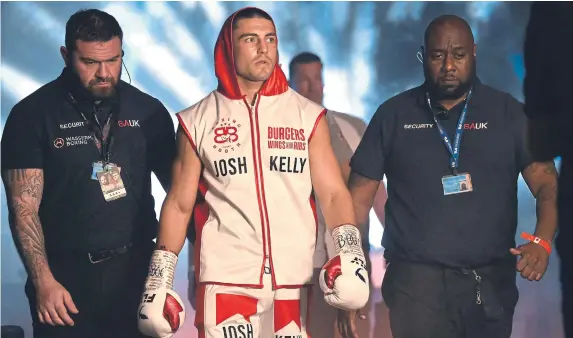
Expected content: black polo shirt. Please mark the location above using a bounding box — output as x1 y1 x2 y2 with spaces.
1 69 176 253
350 79 534 268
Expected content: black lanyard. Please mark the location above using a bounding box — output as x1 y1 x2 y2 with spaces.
66 92 116 163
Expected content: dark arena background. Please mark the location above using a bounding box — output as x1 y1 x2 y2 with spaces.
0 1 565 337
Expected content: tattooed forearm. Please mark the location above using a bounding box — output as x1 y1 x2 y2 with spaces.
524 162 558 201
2 169 52 283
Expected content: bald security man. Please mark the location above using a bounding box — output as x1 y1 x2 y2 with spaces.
338 15 559 338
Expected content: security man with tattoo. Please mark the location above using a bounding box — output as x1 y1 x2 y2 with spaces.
338 15 559 338
1 9 175 338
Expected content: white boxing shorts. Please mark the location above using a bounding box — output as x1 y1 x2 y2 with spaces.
195 263 312 338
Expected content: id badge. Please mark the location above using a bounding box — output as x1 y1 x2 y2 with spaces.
91 162 118 180
96 163 127 202
442 173 473 195
91 162 104 181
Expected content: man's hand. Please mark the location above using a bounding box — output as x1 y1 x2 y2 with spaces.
336 309 367 338
510 242 550 281
35 278 78 326
1 168 77 325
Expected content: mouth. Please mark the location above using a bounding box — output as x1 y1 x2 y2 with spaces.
94 82 111 87
441 76 458 83
254 59 269 66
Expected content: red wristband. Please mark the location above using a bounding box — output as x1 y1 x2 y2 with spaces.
520 232 552 255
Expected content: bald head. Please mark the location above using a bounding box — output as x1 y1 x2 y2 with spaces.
424 15 474 48
423 15 476 102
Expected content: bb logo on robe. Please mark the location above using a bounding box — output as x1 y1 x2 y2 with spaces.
213 117 242 153
274 299 302 338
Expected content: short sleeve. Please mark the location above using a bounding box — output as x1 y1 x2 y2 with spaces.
349 106 386 181
506 95 534 171
1 103 43 171
145 101 176 187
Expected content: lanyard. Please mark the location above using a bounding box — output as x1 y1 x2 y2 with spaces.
425 89 472 174
66 92 116 163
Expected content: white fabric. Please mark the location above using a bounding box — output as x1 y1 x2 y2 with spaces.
331 112 363 150
198 270 310 338
178 88 325 287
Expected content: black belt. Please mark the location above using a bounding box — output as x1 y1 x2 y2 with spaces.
87 243 133 264
48 243 134 264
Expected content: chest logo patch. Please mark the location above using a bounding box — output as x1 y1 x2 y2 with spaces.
212 118 242 153
53 138 65 148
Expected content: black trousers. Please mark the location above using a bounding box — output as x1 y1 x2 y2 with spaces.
382 259 518 338
25 242 153 338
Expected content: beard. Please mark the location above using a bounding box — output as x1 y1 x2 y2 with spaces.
87 76 119 99
424 61 476 101
85 68 121 100
63 65 121 102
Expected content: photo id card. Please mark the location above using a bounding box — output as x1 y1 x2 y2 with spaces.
91 162 118 180
91 162 104 180
442 173 473 195
96 165 127 202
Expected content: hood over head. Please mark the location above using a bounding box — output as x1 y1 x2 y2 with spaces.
214 7 289 100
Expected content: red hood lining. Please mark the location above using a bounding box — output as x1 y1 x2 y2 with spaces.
214 7 289 100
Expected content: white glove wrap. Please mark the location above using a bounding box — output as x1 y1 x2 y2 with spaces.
145 250 178 290
332 224 364 256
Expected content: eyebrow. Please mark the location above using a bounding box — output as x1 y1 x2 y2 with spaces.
79 54 121 62
238 32 277 40
429 46 467 52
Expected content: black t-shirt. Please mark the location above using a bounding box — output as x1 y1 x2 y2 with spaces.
350 79 534 268
1 70 176 252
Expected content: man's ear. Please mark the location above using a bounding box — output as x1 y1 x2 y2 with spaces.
60 46 69 67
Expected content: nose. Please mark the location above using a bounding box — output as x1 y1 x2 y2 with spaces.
95 62 111 80
442 53 455 72
257 39 268 54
